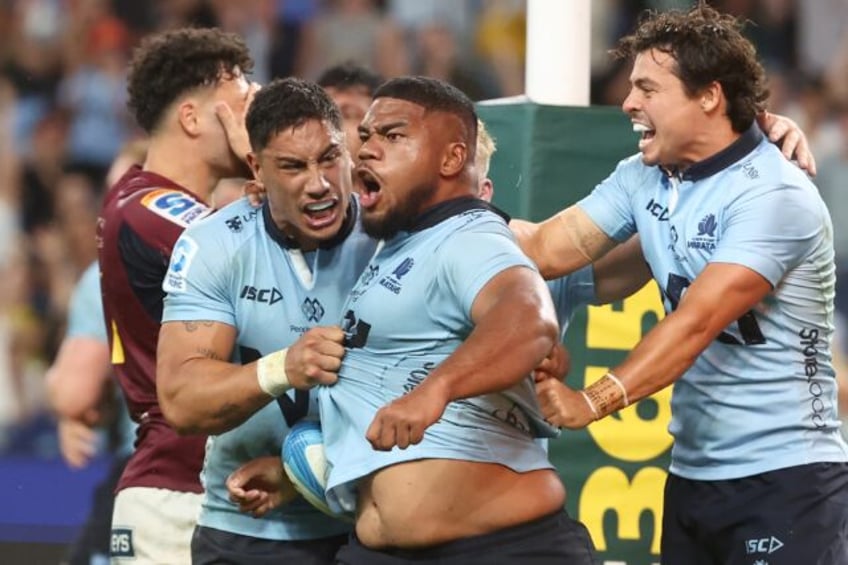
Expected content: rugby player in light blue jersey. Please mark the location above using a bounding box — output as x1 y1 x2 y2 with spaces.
156 78 378 564
514 6 848 564
307 75 603 565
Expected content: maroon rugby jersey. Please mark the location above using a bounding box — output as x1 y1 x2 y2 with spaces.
97 166 211 493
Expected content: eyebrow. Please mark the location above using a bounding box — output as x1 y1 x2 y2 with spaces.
358 120 407 136
272 142 340 165
633 77 660 90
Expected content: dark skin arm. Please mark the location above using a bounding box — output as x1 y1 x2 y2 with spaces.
366 265 559 450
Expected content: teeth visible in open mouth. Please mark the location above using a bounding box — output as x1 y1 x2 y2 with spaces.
305 201 334 212
633 123 650 133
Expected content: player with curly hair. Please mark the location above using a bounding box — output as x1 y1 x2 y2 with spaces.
97 27 258 563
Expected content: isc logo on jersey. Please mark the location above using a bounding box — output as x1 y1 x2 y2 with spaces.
163 236 199 293
141 189 211 227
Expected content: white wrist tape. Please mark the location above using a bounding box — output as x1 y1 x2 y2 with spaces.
606 371 630 407
256 348 291 397
579 390 600 421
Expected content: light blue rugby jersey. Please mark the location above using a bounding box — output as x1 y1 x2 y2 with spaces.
162 196 377 540
68 260 136 457
318 198 558 513
549 266 596 338
67 261 108 343
579 125 848 480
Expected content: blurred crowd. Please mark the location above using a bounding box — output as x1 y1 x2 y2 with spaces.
2 0 848 457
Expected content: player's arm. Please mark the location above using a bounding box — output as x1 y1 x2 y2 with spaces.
157 321 344 435
45 336 112 422
366 265 558 450
510 205 618 279
591 235 651 303
537 262 771 427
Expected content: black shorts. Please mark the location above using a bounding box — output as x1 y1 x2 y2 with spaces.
662 462 848 565
192 525 348 565
334 510 599 564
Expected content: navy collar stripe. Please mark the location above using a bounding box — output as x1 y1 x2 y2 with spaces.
670 122 763 182
410 196 511 232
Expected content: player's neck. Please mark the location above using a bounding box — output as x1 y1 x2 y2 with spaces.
143 138 217 202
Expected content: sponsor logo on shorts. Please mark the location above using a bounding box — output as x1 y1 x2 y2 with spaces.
163 236 199 293
745 536 784 555
110 528 134 557
140 189 211 227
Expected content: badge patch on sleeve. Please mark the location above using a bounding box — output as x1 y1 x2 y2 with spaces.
110 527 135 558
141 189 211 227
164 236 199 293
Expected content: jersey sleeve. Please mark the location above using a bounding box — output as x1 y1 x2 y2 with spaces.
712 182 825 287
436 220 537 318
576 156 642 242
66 261 107 342
546 265 595 335
161 229 237 326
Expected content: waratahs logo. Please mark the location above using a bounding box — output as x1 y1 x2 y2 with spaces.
392 257 415 280
380 256 415 295
697 214 718 237
688 213 718 252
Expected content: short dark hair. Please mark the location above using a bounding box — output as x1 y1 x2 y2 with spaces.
374 76 478 156
316 61 383 96
246 78 343 152
612 5 768 133
127 27 253 133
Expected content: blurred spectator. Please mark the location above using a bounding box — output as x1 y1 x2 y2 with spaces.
387 0 473 34
18 110 67 234
211 0 274 84
813 102 848 315
58 13 133 186
317 60 382 166
150 0 219 30
475 0 526 97
414 22 500 101
298 0 409 80
799 0 848 77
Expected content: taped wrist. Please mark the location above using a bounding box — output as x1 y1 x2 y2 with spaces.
583 372 628 420
256 348 291 397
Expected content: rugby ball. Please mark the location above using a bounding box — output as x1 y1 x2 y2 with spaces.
282 420 337 518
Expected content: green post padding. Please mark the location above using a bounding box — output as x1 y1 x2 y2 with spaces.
477 101 668 565
477 101 637 219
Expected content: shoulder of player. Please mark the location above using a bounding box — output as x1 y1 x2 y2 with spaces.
432 210 521 257
611 153 664 188
192 198 261 239
120 186 212 230
719 146 819 204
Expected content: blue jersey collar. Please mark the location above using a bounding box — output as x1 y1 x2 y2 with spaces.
409 196 510 233
262 196 358 250
669 122 763 182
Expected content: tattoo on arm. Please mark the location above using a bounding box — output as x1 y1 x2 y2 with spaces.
197 347 222 361
183 321 214 332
